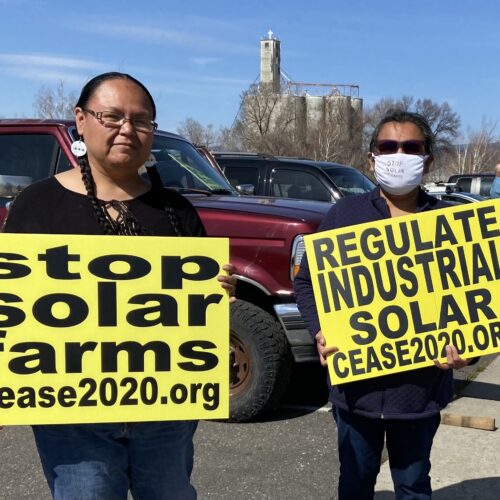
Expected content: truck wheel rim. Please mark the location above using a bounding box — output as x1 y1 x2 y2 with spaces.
229 332 252 396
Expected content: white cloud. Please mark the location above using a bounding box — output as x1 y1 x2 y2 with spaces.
3 66 88 85
184 14 237 31
189 57 221 67
129 64 252 95
200 75 252 85
0 53 109 85
80 22 254 55
151 78 251 99
0 53 106 70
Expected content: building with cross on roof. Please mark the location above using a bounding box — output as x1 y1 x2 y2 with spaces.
242 31 363 162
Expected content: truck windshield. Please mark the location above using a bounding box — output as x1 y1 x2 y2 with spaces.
321 166 375 197
152 134 234 194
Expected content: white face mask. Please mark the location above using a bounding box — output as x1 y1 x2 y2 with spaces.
373 153 427 196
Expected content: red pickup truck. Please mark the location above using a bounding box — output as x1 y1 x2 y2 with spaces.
0 119 330 421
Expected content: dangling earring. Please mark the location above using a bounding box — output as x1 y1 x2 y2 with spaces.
144 152 157 168
71 137 87 157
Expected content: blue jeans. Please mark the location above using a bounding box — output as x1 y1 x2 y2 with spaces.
334 407 440 500
32 421 198 500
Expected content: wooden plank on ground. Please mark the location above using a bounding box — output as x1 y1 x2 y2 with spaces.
441 412 496 431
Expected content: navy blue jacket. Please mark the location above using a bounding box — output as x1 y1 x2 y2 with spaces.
294 187 454 419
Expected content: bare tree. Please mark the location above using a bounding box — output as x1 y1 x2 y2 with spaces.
237 84 296 155
363 96 461 153
218 124 244 151
177 118 219 148
33 81 77 119
413 99 461 152
450 120 500 176
303 97 364 167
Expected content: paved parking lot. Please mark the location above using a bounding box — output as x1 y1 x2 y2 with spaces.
193 363 339 499
0 364 341 500
194 407 338 499
1 358 493 499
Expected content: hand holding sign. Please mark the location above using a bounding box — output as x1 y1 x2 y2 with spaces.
434 344 471 371
218 263 237 304
315 330 338 367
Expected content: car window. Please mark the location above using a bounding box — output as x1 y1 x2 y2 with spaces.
151 135 233 192
224 165 259 188
55 150 73 173
322 167 375 196
479 178 493 197
0 134 60 184
270 169 331 202
455 178 472 192
440 194 472 204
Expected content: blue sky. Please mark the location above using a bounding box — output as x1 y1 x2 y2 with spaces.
1 0 499 139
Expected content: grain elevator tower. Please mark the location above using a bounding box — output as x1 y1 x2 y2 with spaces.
260 30 281 93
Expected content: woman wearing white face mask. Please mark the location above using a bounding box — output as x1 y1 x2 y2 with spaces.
294 111 474 500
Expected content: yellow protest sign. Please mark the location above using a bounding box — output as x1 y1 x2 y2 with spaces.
304 199 500 385
0 234 229 425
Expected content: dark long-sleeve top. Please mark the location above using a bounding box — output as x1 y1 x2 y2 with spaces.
3 177 206 237
294 186 457 419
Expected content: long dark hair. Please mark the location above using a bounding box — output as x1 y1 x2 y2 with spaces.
75 72 184 236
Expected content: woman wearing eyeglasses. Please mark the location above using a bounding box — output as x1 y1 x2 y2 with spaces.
294 110 472 500
3 72 236 499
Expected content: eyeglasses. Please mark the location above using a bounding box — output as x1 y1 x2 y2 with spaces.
375 140 425 155
83 109 158 133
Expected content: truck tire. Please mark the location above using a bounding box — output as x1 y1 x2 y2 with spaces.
229 300 293 422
